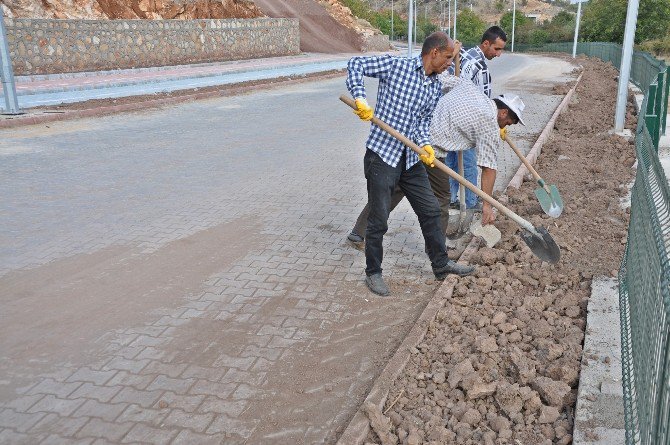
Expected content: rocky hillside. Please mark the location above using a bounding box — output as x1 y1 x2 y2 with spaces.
1 0 387 52
0 0 263 19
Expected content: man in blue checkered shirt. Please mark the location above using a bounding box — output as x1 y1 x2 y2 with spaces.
346 32 475 297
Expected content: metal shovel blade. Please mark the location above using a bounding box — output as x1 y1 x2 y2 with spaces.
520 226 561 263
535 182 563 218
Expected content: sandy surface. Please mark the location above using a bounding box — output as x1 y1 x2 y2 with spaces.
253 0 363 53
362 57 637 445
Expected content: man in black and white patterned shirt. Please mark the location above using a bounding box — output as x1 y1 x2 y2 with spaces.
447 26 507 211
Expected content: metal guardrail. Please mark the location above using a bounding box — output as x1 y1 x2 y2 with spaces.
510 41 668 445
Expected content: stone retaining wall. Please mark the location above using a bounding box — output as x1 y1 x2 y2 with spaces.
5 17 300 75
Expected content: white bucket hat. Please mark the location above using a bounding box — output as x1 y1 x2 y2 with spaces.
496 94 526 126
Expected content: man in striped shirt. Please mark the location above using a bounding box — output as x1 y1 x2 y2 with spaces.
346 32 475 297
447 26 507 211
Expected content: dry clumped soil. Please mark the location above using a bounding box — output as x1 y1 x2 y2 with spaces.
362 57 637 444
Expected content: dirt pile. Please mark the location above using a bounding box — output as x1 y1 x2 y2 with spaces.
0 0 262 19
363 57 637 444
254 0 385 53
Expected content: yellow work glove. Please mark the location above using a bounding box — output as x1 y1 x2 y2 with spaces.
419 144 436 167
500 127 508 141
353 98 373 121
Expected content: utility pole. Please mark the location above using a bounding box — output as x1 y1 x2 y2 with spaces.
448 0 451 37
453 0 458 40
414 0 418 47
571 0 585 58
512 0 516 52
614 0 640 132
408 0 414 56
391 0 394 42
0 6 20 115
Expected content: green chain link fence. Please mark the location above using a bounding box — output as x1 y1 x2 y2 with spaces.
511 41 668 444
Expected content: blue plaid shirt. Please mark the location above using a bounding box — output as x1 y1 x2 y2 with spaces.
346 55 442 169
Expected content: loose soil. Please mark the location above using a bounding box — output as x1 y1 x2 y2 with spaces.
361 57 637 444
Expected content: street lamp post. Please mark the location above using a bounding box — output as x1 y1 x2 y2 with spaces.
408 0 414 56
448 0 451 37
512 0 516 52
0 6 20 115
571 0 583 58
614 0 640 132
391 0 394 42
453 0 458 40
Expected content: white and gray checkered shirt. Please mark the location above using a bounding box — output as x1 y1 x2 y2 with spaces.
346 55 442 169
430 74 502 170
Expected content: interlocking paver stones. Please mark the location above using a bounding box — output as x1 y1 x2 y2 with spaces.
206 414 258 439
26 379 82 399
155 392 205 413
0 409 46 432
109 387 163 408
104 371 155 390
0 57 578 443
28 413 89 438
146 375 195 395
115 404 168 426
40 434 95 444
68 384 122 403
75 418 133 442
197 397 247 417
171 429 227 445
120 423 178 444
72 399 127 422
27 396 86 417
162 409 215 432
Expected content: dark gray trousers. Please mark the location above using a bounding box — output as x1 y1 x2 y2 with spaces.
353 154 451 238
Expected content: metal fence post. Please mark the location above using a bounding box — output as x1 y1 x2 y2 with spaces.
647 84 659 147
664 68 669 135
0 7 20 115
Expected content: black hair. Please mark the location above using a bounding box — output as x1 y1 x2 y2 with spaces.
494 98 519 124
421 31 452 56
481 26 508 44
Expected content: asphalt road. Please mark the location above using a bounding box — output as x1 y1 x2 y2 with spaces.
0 53 577 444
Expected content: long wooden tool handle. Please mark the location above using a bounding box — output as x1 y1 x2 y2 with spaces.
454 51 461 77
340 95 536 233
503 135 544 183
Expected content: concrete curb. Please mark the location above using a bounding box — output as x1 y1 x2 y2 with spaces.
0 70 345 129
507 71 583 190
573 277 625 445
335 76 583 444
335 237 483 445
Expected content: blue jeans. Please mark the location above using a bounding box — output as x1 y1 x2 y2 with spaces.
363 150 450 276
446 148 479 208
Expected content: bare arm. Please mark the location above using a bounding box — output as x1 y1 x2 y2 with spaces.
481 166 497 225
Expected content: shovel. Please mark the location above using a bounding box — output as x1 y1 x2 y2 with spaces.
341 95 560 263
503 135 564 218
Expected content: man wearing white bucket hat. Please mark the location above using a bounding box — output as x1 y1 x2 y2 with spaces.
430 74 525 226
347 77 524 244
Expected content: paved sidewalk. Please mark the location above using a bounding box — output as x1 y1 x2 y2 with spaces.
0 52 368 110
0 54 577 444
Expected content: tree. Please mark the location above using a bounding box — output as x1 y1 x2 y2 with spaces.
580 0 670 43
499 10 529 33
454 9 486 43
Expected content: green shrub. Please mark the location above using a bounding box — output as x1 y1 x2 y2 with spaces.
638 36 670 56
454 9 487 43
